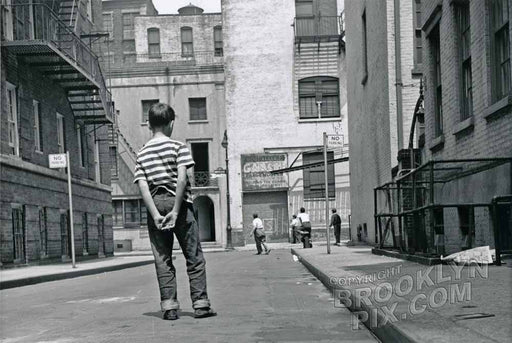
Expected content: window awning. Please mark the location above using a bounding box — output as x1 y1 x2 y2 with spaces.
269 156 349 174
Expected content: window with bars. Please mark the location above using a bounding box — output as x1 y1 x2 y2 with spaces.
12 205 25 262
113 200 123 227
413 0 423 69
82 212 89 254
457 4 472 120
140 202 147 226
490 0 510 102
147 28 161 58
181 27 193 57
39 207 47 256
302 151 335 199
214 26 223 56
60 211 70 258
141 99 159 123
124 200 140 226
56 113 65 153
33 100 43 152
77 124 86 167
430 25 443 137
299 77 340 119
189 98 207 121
458 206 475 250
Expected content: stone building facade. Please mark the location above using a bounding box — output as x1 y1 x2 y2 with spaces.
345 0 421 244
101 1 227 250
223 0 349 244
1 0 114 265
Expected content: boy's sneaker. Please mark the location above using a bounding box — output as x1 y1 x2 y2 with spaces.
194 307 217 319
163 309 179 320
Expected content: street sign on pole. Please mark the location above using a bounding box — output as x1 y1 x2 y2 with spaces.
323 132 331 254
48 153 67 168
49 152 76 268
326 134 344 148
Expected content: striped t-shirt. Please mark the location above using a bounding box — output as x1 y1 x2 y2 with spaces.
133 136 195 202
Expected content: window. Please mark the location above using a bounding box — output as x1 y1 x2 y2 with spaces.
33 100 43 152
60 211 70 258
457 4 472 120
214 26 223 57
122 12 137 39
141 99 159 123
147 28 160 58
430 25 443 137
362 10 368 83
39 207 47 257
6 82 19 156
295 0 313 17
82 212 89 254
140 202 147 226
189 98 207 121
102 13 113 37
12 205 25 262
433 207 445 255
94 139 100 183
299 77 340 119
77 124 85 167
490 0 510 102
303 151 335 199
1 0 13 40
110 146 118 178
56 113 65 153
97 215 105 256
181 27 193 57
113 200 123 227
124 200 140 226
413 0 423 68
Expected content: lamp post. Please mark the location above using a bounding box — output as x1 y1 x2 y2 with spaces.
221 130 234 250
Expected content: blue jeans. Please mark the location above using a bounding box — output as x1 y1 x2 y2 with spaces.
148 192 210 311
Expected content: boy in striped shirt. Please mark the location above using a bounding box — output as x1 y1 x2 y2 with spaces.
134 103 215 320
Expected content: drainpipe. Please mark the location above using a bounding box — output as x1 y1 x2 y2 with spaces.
394 0 404 151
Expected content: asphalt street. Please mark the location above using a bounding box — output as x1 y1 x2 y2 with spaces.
0 250 378 343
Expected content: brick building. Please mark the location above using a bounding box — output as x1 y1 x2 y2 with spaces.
345 0 422 244
223 0 349 244
100 1 227 250
412 0 512 255
1 0 115 265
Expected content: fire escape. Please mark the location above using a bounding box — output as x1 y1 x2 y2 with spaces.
2 1 114 125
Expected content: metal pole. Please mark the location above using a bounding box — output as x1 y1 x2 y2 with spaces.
324 132 330 254
225 139 233 250
67 152 76 268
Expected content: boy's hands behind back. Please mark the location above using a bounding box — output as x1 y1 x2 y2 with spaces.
162 211 178 230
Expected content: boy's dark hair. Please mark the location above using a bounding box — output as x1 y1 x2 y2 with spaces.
300 207 305 213
292 215 297 218
149 103 175 127
253 213 258 218
332 209 337 213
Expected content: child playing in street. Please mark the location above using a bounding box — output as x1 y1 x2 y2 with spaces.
134 103 215 321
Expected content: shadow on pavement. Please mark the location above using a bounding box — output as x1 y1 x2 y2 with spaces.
143 311 196 319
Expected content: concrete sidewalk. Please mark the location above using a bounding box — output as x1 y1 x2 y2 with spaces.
292 244 512 343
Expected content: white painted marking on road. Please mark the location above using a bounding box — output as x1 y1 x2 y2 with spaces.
65 299 92 304
65 296 136 304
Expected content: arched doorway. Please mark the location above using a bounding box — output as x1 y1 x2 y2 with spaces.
193 196 215 242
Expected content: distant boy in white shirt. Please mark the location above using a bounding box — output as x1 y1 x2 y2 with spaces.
249 213 270 255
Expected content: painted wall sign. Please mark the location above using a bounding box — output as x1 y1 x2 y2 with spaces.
241 154 288 191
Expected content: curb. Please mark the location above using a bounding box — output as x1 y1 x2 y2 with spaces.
0 258 158 290
372 248 442 266
291 248 416 343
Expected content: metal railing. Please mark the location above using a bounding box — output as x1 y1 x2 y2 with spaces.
294 15 344 38
103 50 224 66
2 3 113 123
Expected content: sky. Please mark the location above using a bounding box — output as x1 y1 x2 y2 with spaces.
152 0 344 15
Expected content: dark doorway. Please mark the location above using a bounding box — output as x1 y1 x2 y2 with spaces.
194 196 215 242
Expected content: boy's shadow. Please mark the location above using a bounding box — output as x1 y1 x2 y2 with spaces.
143 311 196 318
